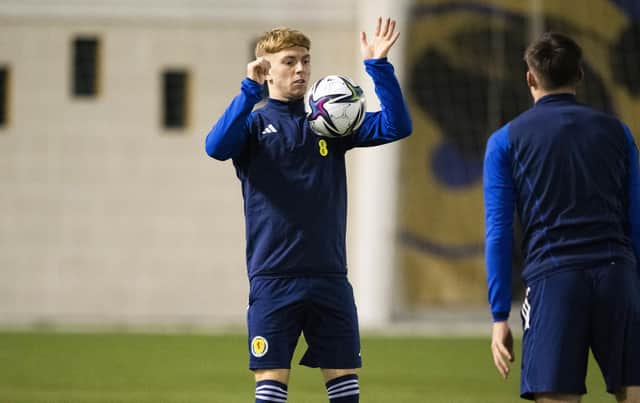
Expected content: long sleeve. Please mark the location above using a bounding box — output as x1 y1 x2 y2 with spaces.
483 124 514 322
204 78 264 161
623 123 640 275
348 58 412 148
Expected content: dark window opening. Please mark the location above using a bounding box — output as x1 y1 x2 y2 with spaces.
163 70 189 129
73 37 99 96
0 67 8 127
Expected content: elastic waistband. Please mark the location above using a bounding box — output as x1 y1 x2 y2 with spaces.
249 272 347 281
523 259 636 285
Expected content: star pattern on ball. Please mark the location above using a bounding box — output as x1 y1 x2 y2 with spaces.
334 78 364 104
307 93 339 121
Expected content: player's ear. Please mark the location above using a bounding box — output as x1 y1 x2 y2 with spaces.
264 55 274 84
526 70 538 89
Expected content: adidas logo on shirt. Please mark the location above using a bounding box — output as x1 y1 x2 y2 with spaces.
261 124 278 135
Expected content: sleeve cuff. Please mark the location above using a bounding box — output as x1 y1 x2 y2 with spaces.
241 78 265 101
364 57 389 66
492 311 510 322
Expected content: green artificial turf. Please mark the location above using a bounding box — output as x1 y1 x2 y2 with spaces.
0 332 610 403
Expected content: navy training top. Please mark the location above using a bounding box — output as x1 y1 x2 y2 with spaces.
483 93 640 321
205 58 412 280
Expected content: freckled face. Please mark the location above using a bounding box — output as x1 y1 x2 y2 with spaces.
264 46 311 101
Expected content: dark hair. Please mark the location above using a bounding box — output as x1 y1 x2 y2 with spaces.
524 32 583 90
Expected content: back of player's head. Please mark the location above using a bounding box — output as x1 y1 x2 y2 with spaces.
255 27 311 57
524 32 583 90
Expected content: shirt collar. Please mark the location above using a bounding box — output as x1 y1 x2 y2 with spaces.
535 93 577 105
266 97 306 115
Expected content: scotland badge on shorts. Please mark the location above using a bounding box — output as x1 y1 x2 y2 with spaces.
251 336 269 358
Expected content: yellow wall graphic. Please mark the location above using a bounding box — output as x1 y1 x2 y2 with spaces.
399 0 640 307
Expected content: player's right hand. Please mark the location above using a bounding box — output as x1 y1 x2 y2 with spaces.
247 57 271 84
491 321 514 379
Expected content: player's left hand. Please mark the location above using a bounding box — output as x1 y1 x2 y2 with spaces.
360 16 400 60
491 321 514 379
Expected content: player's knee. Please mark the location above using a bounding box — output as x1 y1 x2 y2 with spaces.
254 370 290 403
322 368 357 383
254 368 290 384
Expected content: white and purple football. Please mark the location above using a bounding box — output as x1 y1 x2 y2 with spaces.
304 75 366 137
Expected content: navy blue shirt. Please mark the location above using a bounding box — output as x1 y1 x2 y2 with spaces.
484 93 640 321
205 58 412 280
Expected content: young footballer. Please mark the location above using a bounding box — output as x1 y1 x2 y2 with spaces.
484 32 640 402
205 17 412 403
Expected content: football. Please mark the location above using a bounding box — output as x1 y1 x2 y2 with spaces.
304 75 366 137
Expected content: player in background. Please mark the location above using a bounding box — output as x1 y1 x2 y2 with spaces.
484 32 640 402
205 17 412 403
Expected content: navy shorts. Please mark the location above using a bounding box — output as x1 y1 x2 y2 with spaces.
246 276 361 370
520 264 640 399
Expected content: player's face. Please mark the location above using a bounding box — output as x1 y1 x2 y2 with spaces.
265 46 311 101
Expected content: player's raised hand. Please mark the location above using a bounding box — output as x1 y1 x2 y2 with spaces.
247 57 271 84
360 16 400 60
491 321 514 379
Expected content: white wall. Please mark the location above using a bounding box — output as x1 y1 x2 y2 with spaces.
0 0 366 328
349 0 411 326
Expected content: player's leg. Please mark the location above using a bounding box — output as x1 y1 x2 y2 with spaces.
254 369 290 403
301 277 361 402
322 369 359 403
248 278 307 403
533 393 581 402
616 386 640 402
322 368 358 382
520 270 591 400
590 264 640 401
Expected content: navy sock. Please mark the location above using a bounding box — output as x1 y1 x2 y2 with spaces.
255 379 288 403
326 374 359 402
